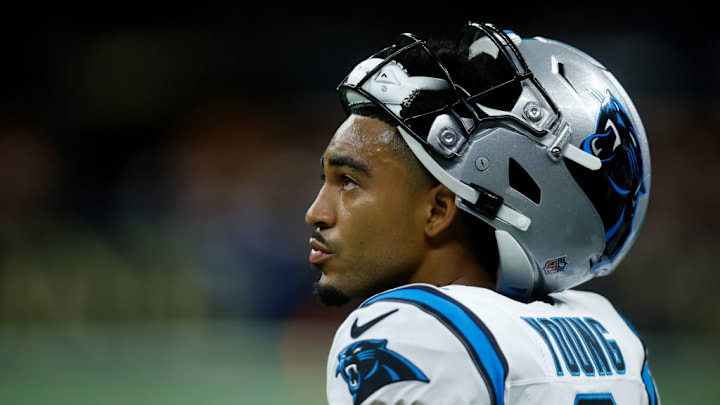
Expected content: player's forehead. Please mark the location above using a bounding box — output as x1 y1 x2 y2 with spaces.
322 115 399 166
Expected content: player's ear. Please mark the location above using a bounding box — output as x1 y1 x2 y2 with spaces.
424 184 459 238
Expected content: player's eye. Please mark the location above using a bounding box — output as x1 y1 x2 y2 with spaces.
341 175 358 191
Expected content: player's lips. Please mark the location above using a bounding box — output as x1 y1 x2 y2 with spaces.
309 238 333 264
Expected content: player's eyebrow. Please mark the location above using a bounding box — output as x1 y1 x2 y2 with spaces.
321 155 371 175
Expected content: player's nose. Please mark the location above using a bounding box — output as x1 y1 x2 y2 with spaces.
305 186 336 229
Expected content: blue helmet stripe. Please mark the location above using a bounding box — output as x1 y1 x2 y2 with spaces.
628 146 639 177
605 206 626 241
362 286 507 405
608 176 630 195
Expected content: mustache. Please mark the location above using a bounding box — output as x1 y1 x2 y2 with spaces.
311 229 329 247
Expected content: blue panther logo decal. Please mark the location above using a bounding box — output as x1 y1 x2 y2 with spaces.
336 339 429 405
567 89 647 261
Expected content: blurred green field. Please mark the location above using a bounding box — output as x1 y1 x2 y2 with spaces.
0 321 716 404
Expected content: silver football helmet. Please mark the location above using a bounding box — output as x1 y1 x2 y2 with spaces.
337 22 650 301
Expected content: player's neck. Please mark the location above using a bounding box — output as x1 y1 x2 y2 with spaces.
408 241 494 289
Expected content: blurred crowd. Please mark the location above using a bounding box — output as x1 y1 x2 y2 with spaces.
0 9 718 336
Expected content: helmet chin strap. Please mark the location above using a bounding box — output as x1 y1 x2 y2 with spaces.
397 126 531 232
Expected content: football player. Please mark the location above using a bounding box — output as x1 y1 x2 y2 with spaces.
305 22 659 404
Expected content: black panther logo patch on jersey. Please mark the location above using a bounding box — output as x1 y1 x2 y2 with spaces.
336 339 429 405
566 89 646 262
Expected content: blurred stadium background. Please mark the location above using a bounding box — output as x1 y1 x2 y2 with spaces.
0 5 717 404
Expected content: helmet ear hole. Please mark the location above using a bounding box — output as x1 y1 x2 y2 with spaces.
508 158 541 204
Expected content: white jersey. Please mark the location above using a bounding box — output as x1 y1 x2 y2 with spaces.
326 283 659 405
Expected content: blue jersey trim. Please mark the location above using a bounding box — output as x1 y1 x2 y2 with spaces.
362 286 507 405
642 363 658 405
574 393 617 404
616 310 640 339
615 309 658 404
